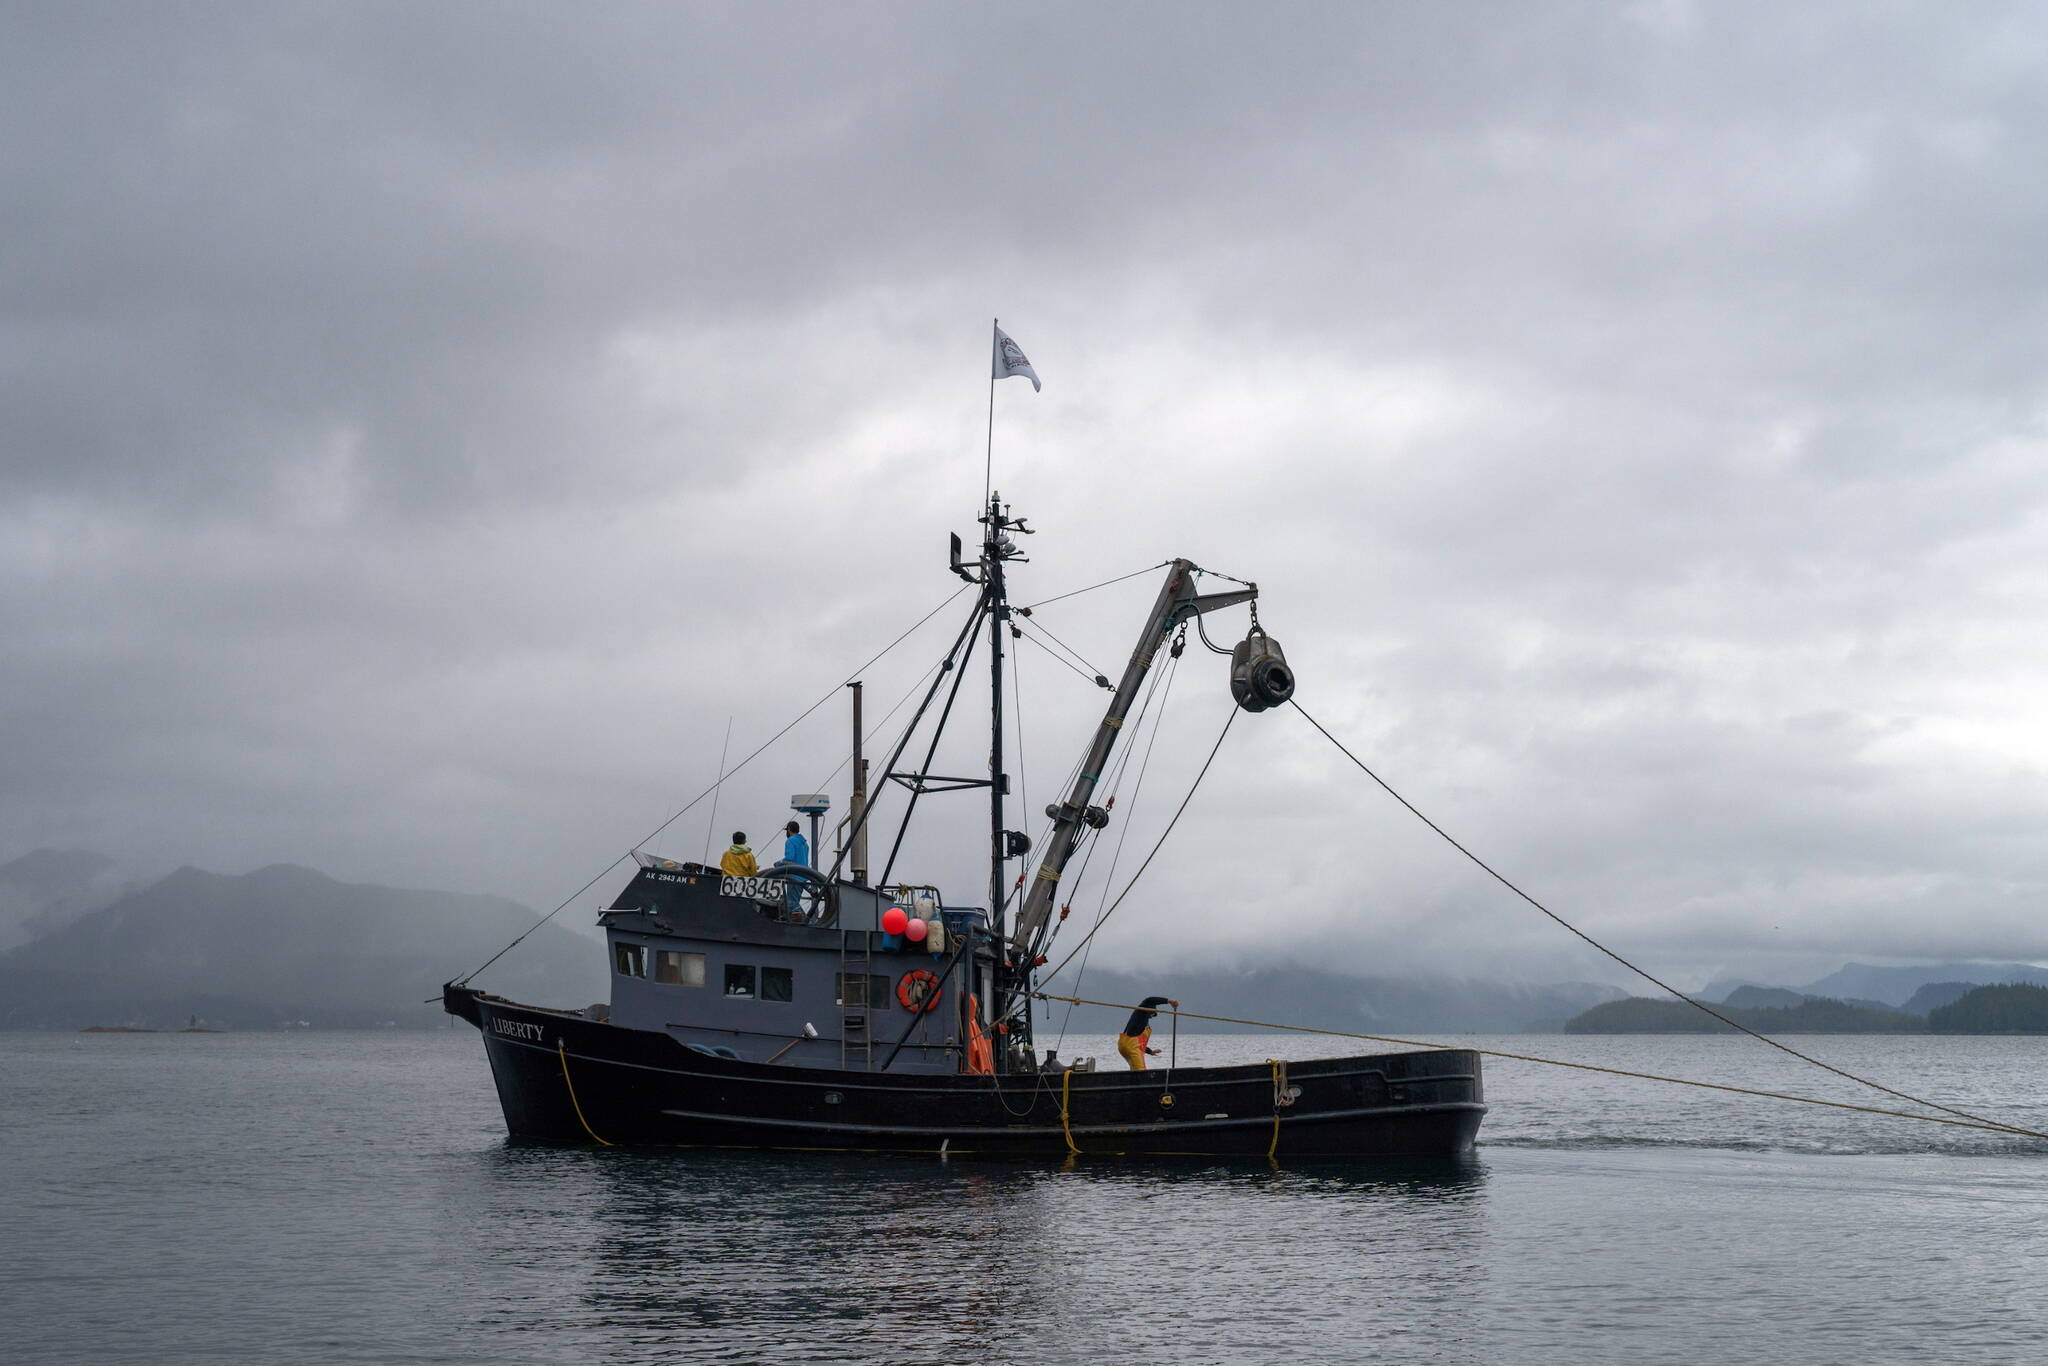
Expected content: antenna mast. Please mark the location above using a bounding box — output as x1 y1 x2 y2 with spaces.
973 495 1031 945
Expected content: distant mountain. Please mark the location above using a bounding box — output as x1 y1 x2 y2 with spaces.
0 849 135 952
1704 962 2048 1009
1797 962 2048 1007
1702 977 1763 1003
0 863 604 1029
1721 985 1809 1010
1901 982 1976 1016
1045 966 1625 1037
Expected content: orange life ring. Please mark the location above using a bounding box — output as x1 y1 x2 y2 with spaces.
897 969 943 1013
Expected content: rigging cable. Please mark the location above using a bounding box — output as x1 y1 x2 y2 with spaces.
996 658 1179 1038
1049 650 1175 936
1010 623 1105 689
842 669 956 895
1010 629 1029 844
1008 648 1176 1034
807 656 945 795
1286 697 2035 1138
1039 704 1239 982
1021 561 1173 611
824 593 994 886
1018 616 1110 683
1028 994 2048 1141
877 599 988 886
1054 649 1181 1046
699 715 735 866
454 583 973 986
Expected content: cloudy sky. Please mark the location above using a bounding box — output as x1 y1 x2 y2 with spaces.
9 2 2048 991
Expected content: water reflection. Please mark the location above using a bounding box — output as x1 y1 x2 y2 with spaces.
461 1146 1492 1364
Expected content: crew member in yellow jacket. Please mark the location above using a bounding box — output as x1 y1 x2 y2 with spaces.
719 833 758 877
1115 996 1178 1070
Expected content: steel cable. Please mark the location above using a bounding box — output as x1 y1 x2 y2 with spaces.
1038 705 1239 982
1287 697 2037 1138
1030 993 2048 1141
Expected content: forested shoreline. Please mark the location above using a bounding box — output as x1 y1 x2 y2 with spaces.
1565 983 2048 1034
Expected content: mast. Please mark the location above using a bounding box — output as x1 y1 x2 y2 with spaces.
986 503 1008 938
969 494 1029 946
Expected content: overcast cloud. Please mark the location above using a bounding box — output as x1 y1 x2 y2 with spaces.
9 1 2048 991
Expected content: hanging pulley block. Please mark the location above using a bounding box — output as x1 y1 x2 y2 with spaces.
1230 630 1296 712
1003 829 1033 857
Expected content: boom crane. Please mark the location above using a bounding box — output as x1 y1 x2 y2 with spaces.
998 560 1259 1030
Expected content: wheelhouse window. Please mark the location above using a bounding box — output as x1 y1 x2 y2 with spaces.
724 964 757 998
835 972 891 1008
655 950 705 987
614 943 647 978
761 966 793 1002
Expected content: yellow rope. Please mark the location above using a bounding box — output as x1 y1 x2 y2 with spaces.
1060 1067 1080 1156
1268 1060 1281 1159
1033 992 2048 1141
557 1042 614 1147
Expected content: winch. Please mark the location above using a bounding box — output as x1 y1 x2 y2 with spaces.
1230 626 1295 712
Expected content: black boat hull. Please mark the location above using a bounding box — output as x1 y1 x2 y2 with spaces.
449 985 1485 1159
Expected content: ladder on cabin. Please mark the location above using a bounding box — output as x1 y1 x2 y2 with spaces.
838 929 874 1070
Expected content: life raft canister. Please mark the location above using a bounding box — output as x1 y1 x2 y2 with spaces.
897 969 943 1013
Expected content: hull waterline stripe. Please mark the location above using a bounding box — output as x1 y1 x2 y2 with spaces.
479 1021 1468 1096
654 1101 1482 1140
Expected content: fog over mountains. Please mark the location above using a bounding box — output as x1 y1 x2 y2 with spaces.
0 853 602 1030
8 847 2041 1034
1705 962 2048 1009
0 848 139 952
0 849 1624 1033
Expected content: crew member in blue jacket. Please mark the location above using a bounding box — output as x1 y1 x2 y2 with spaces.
779 820 810 917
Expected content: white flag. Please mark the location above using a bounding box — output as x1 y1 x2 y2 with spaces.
993 324 1041 392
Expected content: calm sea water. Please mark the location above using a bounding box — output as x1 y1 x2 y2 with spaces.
4 1028 2046 1364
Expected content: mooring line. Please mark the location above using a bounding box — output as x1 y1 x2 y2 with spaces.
557 1043 615 1147
1285 699 2038 1138
1031 993 2048 1140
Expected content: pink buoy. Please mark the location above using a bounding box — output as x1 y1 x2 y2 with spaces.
881 907 908 935
905 917 928 943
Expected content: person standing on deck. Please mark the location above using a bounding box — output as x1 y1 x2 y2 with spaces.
1116 996 1178 1071
777 820 810 917
720 833 757 877
779 820 809 869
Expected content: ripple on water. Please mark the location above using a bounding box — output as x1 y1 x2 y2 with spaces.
4 1031 2047 1363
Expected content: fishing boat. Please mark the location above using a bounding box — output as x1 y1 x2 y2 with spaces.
443 496 1484 1158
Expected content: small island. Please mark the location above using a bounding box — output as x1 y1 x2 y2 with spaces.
1925 983 2048 1033
1564 982 2048 1034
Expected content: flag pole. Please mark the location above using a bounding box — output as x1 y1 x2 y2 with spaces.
983 316 997 511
